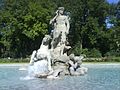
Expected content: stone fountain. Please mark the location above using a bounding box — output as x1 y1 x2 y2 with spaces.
28 7 88 79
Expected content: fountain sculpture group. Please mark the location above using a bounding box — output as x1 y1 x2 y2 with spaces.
29 7 88 79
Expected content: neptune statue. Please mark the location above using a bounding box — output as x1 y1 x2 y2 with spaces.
28 7 88 79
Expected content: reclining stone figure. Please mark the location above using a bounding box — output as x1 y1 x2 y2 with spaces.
68 54 88 76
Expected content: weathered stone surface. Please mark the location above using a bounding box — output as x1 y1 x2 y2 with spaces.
28 7 88 79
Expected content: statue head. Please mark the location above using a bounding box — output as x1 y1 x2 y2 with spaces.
57 7 64 14
42 35 51 45
69 54 75 61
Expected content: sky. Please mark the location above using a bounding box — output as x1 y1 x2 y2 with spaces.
106 0 120 28
107 0 119 4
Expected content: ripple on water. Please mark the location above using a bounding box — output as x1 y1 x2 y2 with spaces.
0 64 120 90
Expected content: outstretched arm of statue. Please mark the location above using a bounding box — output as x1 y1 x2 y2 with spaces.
49 12 59 24
65 17 70 34
29 50 37 65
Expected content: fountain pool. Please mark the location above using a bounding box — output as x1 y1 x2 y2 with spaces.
0 64 120 90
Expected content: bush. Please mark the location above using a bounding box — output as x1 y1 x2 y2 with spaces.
105 50 120 57
86 48 102 58
71 47 82 56
70 46 88 56
70 46 102 58
104 57 120 62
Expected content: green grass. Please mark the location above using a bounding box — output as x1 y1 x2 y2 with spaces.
83 57 120 62
0 58 29 63
83 62 120 64
0 57 120 63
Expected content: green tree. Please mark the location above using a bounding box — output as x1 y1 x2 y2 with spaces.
49 0 111 56
0 0 56 58
105 1 120 57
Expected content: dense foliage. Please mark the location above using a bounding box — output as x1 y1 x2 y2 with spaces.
0 0 56 58
0 0 119 58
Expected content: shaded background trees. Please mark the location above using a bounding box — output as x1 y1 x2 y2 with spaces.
0 0 56 58
0 0 119 58
52 0 111 57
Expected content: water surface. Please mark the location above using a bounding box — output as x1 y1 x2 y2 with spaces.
0 64 120 90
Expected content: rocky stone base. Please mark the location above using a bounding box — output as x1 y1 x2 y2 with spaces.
34 54 88 79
